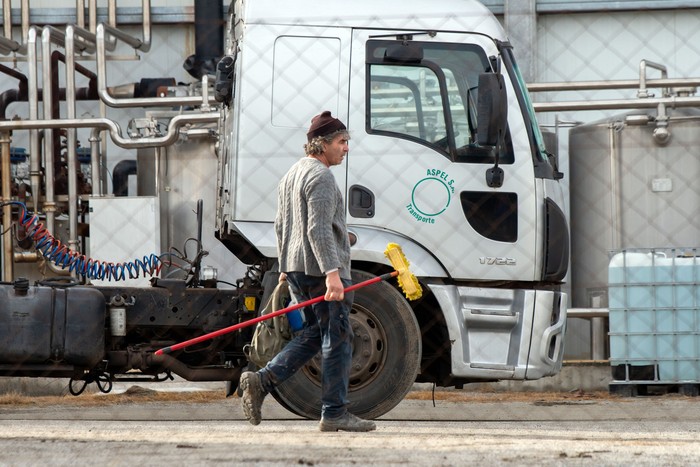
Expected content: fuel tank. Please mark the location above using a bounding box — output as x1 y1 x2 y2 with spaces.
0 280 106 368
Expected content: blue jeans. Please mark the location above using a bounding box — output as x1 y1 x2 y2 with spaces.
258 272 354 419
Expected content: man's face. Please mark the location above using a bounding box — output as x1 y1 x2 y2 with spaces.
320 134 349 167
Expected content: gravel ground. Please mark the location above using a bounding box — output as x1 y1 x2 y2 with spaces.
0 387 699 466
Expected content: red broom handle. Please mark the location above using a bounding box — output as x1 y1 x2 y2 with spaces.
154 271 396 355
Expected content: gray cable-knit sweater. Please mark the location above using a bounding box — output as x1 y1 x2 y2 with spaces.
275 157 351 280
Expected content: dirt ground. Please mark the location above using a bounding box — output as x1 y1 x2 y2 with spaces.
0 385 621 408
1 386 700 466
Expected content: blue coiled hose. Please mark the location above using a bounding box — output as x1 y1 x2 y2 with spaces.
8 201 161 281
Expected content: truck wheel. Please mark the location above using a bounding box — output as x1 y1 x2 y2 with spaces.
270 270 421 420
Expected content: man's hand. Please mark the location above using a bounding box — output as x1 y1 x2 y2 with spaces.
324 270 344 301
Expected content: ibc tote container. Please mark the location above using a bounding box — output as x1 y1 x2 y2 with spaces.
608 249 700 384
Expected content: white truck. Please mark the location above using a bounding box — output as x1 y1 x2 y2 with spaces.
0 0 568 420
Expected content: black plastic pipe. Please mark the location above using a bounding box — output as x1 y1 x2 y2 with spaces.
112 159 137 197
183 0 224 79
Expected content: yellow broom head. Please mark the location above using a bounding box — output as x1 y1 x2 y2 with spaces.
384 243 422 301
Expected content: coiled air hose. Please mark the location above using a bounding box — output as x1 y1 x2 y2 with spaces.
6 201 161 282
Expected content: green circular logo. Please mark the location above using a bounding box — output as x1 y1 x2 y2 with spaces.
411 177 451 217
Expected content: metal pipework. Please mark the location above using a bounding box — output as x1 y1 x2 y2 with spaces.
104 0 117 50
20 0 28 46
96 20 218 109
89 128 103 196
0 0 28 54
65 25 83 254
13 250 41 263
2 0 10 38
1 130 12 281
62 24 101 255
608 123 622 252
76 0 86 29
88 0 117 50
99 0 151 52
41 26 77 209
566 308 609 361
75 0 107 46
89 0 96 31
26 26 40 212
0 0 29 55
653 102 671 146
532 94 700 113
40 26 93 276
41 26 64 275
638 59 668 99
0 112 220 149
528 77 700 93
0 36 25 55
528 58 700 113
108 0 117 27
0 64 27 118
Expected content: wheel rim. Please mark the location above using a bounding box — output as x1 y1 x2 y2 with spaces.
301 303 388 392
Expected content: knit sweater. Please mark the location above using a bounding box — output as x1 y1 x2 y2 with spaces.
275 157 351 279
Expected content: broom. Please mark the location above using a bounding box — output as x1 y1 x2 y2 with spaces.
154 243 421 355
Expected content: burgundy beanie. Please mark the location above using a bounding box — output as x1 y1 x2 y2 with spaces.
306 111 346 142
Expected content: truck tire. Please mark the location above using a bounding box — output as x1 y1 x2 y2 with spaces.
270 270 421 420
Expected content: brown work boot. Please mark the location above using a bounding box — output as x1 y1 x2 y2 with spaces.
240 371 266 425
319 412 376 432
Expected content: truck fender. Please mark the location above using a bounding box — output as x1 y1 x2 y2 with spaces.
346 225 448 278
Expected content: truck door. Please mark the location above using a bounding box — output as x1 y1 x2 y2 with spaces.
346 31 539 281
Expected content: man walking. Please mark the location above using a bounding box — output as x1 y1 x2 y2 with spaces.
239 111 376 432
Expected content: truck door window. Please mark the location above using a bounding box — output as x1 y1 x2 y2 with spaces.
370 66 447 145
367 40 514 164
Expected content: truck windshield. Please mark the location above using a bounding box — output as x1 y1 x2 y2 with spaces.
366 40 514 164
501 47 550 165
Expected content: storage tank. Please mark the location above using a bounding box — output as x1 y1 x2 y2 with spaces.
569 108 700 309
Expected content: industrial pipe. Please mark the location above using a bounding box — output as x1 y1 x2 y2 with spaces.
148 353 242 382
2 0 10 38
98 0 151 52
42 26 65 272
88 0 118 50
608 123 622 252
638 59 668 99
0 63 28 119
65 25 83 255
0 113 220 149
1 130 12 281
96 20 218 109
26 27 40 212
112 159 136 196
533 95 700 113
0 89 20 117
89 128 104 196
20 0 28 46
183 0 224 80
0 0 26 55
529 59 700 113
37 59 100 261
528 77 700 93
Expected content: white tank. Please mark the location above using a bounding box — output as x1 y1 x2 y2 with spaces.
569 108 700 308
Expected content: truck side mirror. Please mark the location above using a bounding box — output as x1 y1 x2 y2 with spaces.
476 72 508 147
